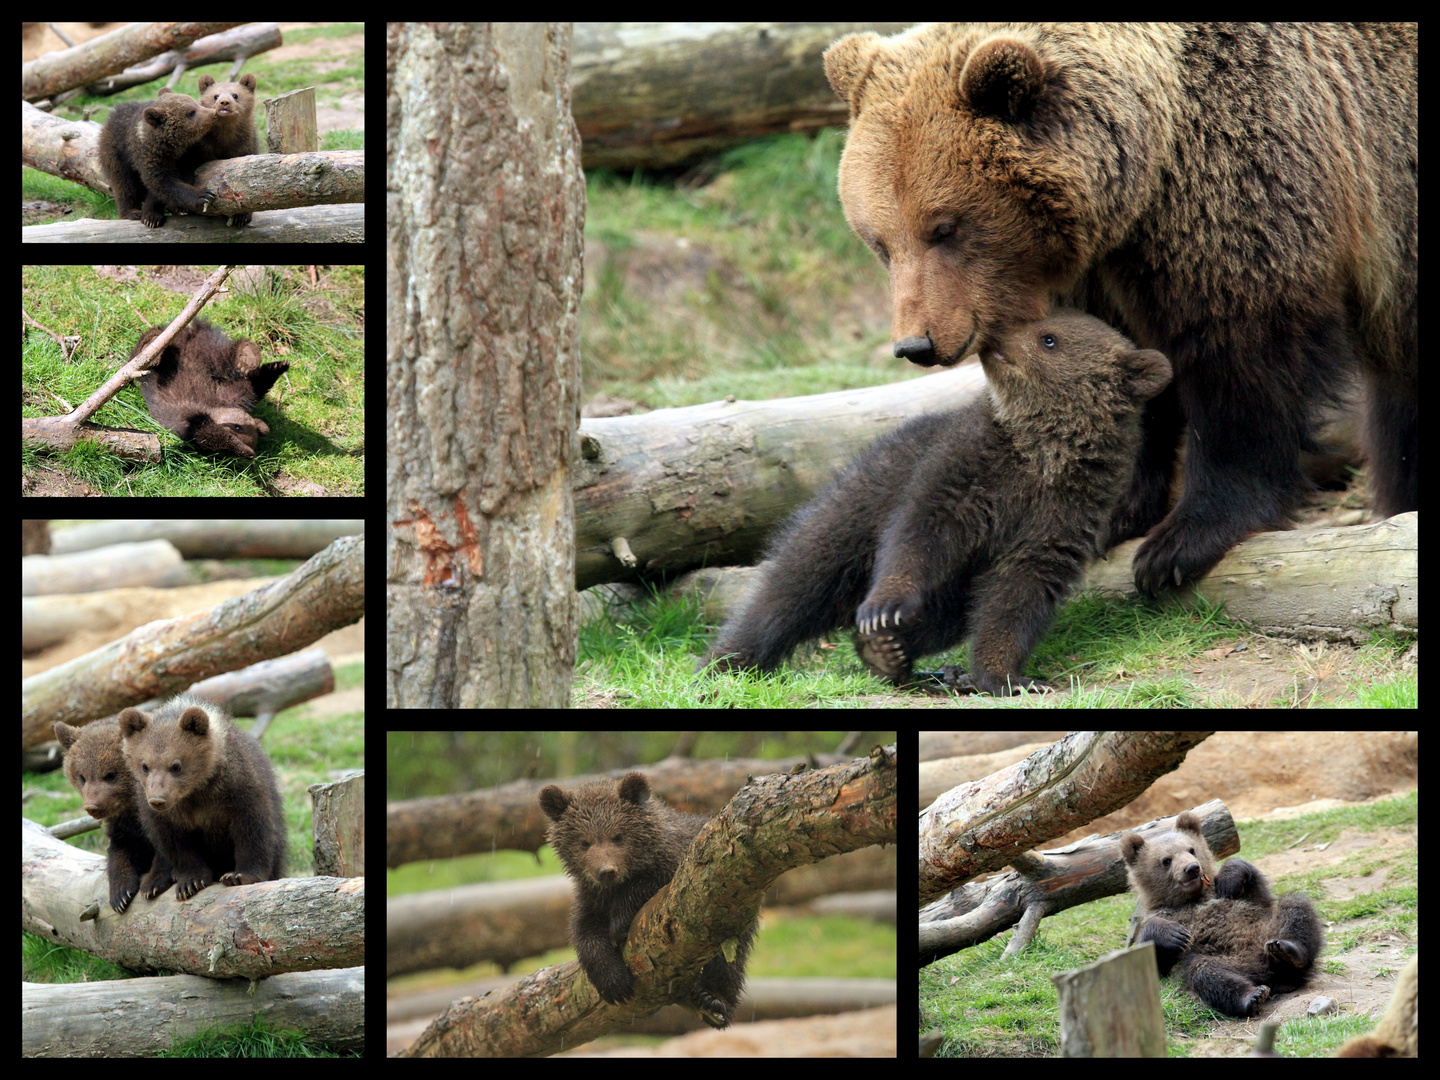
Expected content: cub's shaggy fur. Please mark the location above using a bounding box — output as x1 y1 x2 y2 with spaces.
53 719 164 912
538 772 755 1028
119 695 286 902
705 312 1170 693
131 320 289 458
1120 811 1323 1017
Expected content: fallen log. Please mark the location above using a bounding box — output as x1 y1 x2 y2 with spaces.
22 965 364 1058
22 818 364 979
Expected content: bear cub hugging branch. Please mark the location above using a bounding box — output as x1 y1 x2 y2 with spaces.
53 719 162 914
538 772 756 1028
1120 811 1322 1017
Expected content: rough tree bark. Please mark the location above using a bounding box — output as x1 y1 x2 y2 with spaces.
386 22 585 708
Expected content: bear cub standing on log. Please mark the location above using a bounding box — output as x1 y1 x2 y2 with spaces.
703 312 1171 694
538 772 756 1028
120 695 287 902
132 320 290 458
53 719 167 913
98 88 217 228
1120 811 1323 1017
181 73 259 227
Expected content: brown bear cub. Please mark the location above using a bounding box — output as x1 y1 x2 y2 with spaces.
538 772 756 1028
704 312 1171 694
119 695 286 902
53 719 167 913
181 73 259 227
1120 811 1323 1017
132 320 289 458
98 88 217 228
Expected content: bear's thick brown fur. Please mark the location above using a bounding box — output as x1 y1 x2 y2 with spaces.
119 695 286 902
181 73 259 227
1120 811 1322 1017
53 719 165 913
823 24 1417 597
538 772 755 1028
131 320 289 458
704 312 1170 693
98 88 217 228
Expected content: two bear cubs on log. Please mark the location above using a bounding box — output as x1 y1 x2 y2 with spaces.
54 694 286 912
98 73 258 228
1121 811 1322 1017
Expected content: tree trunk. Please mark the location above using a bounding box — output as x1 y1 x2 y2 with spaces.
386 22 585 708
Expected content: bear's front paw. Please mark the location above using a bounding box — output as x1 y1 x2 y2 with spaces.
1150 921 1191 953
690 985 734 1028
586 962 636 1005
856 589 922 637
174 874 214 901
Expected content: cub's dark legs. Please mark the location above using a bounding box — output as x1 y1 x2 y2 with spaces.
1213 857 1273 903
705 422 934 673
689 924 755 1028
1183 955 1271 1017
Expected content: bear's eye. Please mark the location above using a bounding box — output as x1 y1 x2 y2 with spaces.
929 220 957 243
1041 334 1057 349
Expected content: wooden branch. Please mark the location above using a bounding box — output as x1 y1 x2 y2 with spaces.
400 745 897 1057
22 533 365 746
23 965 364 1057
22 819 364 979
23 22 240 101
26 202 365 243
918 732 1214 907
194 151 365 217
1090 511 1417 638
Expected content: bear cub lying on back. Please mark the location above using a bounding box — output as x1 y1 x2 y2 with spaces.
539 772 755 1028
1121 811 1323 1017
132 320 290 458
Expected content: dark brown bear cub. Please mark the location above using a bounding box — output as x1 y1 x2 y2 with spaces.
98 88 217 228
132 320 289 458
53 719 167 913
1120 811 1323 1017
704 312 1171 694
120 695 286 902
538 772 755 1028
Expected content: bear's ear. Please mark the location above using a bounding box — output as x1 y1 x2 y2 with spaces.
1125 350 1173 401
1173 811 1204 835
959 37 1046 121
824 33 883 112
1120 832 1145 864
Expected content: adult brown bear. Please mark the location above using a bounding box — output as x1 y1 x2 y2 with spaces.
823 24 1417 595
